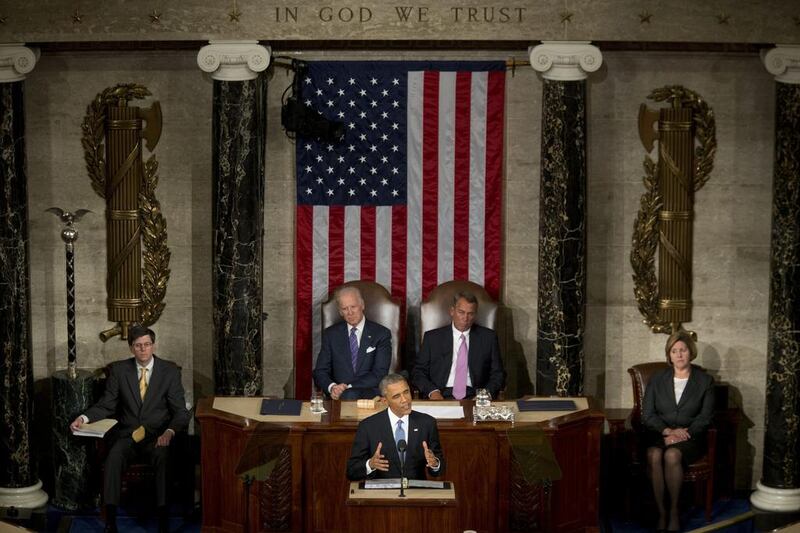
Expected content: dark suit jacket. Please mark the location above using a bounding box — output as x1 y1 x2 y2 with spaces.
642 365 714 438
313 319 392 395
346 409 445 480
85 356 190 439
412 324 505 399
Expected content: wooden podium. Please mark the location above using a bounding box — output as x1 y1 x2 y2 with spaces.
196 397 604 532
346 481 458 532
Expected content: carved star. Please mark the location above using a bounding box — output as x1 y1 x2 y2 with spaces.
716 13 730 25
560 11 573 24
149 9 161 24
0 15 6 24
229 8 241 22
638 12 652 24
72 9 82 24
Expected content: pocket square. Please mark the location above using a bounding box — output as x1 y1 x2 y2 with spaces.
365 346 376 353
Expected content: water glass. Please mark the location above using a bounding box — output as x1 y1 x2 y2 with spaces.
310 391 324 413
475 388 491 407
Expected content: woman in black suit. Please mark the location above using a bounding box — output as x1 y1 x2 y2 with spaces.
642 330 714 532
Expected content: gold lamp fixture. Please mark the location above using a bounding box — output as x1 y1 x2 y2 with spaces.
81 83 171 341
631 86 716 335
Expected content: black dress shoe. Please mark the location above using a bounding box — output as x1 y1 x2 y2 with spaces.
158 515 170 533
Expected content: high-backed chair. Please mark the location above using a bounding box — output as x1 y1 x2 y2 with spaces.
321 280 402 373
419 280 498 343
627 362 717 523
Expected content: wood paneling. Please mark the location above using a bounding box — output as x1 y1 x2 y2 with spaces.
197 398 604 532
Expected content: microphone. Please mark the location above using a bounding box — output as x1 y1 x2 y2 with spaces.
397 439 407 461
397 439 407 497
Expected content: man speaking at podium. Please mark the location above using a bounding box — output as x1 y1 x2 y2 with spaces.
346 373 444 480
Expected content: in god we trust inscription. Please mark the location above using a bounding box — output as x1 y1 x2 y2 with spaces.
269 4 528 24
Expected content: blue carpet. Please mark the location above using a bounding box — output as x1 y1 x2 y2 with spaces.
66 516 199 533
23 503 200 533
609 498 754 532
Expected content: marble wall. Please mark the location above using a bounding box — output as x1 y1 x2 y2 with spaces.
584 51 774 489
26 51 213 408
24 47 773 489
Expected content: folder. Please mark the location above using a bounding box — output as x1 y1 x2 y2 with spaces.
516 400 577 411
260 399 303 416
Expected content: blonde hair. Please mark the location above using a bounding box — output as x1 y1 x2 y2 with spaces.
664 330 697 364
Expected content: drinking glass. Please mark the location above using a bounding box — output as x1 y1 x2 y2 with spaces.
475 388 491 407
310 390 324 413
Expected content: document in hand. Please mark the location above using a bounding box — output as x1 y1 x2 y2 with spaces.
73 418 117 438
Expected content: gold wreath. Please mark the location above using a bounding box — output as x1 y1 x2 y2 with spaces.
139 156 170 326
630 157 668 332
81 83 170 331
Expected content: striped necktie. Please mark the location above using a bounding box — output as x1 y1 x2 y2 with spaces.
139 367 148 400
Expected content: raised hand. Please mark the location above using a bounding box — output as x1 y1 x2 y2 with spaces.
369 442 389 471
422 441 439 469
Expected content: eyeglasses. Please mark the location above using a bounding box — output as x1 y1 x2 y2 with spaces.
132 342 153 350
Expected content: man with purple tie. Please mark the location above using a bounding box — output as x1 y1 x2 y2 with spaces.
313 286 392 400
412 291 506 400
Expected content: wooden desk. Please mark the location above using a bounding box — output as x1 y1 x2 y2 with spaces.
196 397 604 533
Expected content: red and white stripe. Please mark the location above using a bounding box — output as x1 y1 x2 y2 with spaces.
295 69 504 398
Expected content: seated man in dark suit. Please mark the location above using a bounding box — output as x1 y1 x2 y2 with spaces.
313 286 392 400
347 373 444 480
70 325 190 533
412 291 506 400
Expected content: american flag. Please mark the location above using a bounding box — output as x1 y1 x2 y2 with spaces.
295 61 505 398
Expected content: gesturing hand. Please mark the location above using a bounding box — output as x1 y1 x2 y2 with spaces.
422 441 439 469
369 442 389 471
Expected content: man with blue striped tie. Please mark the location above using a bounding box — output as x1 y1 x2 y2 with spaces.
313 286 392 399
346 373 444 480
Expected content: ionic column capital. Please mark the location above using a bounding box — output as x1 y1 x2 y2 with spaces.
197 40 271 81
0 44 39 83
762 44 800 85
529 41 602 81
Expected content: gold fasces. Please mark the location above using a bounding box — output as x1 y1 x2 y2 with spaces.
630 86 716 335
81 84 170 341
